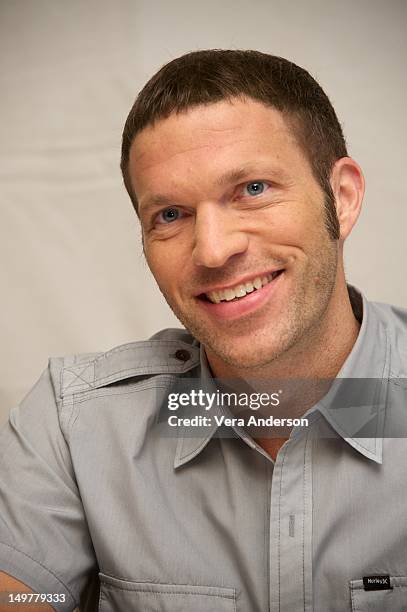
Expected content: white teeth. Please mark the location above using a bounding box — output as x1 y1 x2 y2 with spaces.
235 285 247 298
205 271 282 304
225 289 236 301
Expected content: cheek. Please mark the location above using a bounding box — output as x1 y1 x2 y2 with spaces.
253 208 310 248
276 206 325 246
144 247 162 280
145 245 185 292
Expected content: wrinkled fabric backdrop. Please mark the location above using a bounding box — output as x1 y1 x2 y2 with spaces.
1 0 406 424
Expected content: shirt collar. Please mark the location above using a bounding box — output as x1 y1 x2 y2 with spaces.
173 348 222 469
174 286 391 468
316 287 390 463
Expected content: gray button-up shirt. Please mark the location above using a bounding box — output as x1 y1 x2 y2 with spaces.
1 287 407 611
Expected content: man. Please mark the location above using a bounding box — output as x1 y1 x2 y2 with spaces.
1 50 406 611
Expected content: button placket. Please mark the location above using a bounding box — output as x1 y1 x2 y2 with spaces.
269 434 313 611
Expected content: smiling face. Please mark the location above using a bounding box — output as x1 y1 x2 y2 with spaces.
129 98 342 371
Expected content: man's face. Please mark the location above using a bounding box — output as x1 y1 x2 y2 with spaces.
129 98 340 370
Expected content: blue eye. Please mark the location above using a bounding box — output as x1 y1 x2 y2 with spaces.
158 207 180 224
244 182 266 196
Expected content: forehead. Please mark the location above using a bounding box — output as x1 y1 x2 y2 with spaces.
131 98 297 164
128 98 310 205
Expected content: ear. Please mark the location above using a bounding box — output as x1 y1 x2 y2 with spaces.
330 157 365 241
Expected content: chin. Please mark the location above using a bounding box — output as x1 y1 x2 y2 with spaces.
170 303 292 370
207 338 286 372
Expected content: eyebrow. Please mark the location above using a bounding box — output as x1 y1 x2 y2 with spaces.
216 162 289 186
139 162 287 215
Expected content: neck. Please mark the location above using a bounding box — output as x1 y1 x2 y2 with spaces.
206 281 361 381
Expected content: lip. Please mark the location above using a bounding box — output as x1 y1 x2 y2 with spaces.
197 270 284 320
194 268 284 297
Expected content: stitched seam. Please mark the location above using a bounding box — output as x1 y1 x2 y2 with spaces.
302 437 305 611
70 386 173 433
69 383 175 430
73 383 175 405
63 363 199 393
302 432 310 611
102 587 234 598
93 341 198 363
347 438 377 457
99 575 235 598
368 327 388 452
67 391 80 432
59 391 75 442
94 362 199 379
265 460 271 612
178 429 186 462
59 363 64 401
381 327 389 380
277 443 290 612
63 364 94 391
350 581 356 611
317 401 378 454
178 432 215 461
370 329 391 452
319 416 377 455
81 374 176 391
63 365 184 388
0 541 77 605
69 393 81 430
319 343 392 456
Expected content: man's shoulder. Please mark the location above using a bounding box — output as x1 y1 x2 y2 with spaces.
370 299 407 323
48 328 200 401
370 299 407 375
370 299 407 337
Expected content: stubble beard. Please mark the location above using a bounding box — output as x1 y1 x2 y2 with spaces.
158 234 338 371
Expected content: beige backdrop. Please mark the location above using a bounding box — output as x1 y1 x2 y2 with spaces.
1 0 406 424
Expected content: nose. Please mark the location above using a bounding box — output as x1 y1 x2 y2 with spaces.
192 201 249 268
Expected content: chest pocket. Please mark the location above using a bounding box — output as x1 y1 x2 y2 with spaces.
350 576 407 611
98 572 236 612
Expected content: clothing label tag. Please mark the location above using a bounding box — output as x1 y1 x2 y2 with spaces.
363 575 392 591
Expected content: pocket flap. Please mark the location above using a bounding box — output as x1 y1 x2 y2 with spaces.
98 572 236 611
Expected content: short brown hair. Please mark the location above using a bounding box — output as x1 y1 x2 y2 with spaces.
121 49 347 239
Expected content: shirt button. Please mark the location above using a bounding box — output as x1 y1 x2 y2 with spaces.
175 349 191 362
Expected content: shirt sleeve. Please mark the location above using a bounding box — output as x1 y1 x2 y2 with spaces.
0 361 97 611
